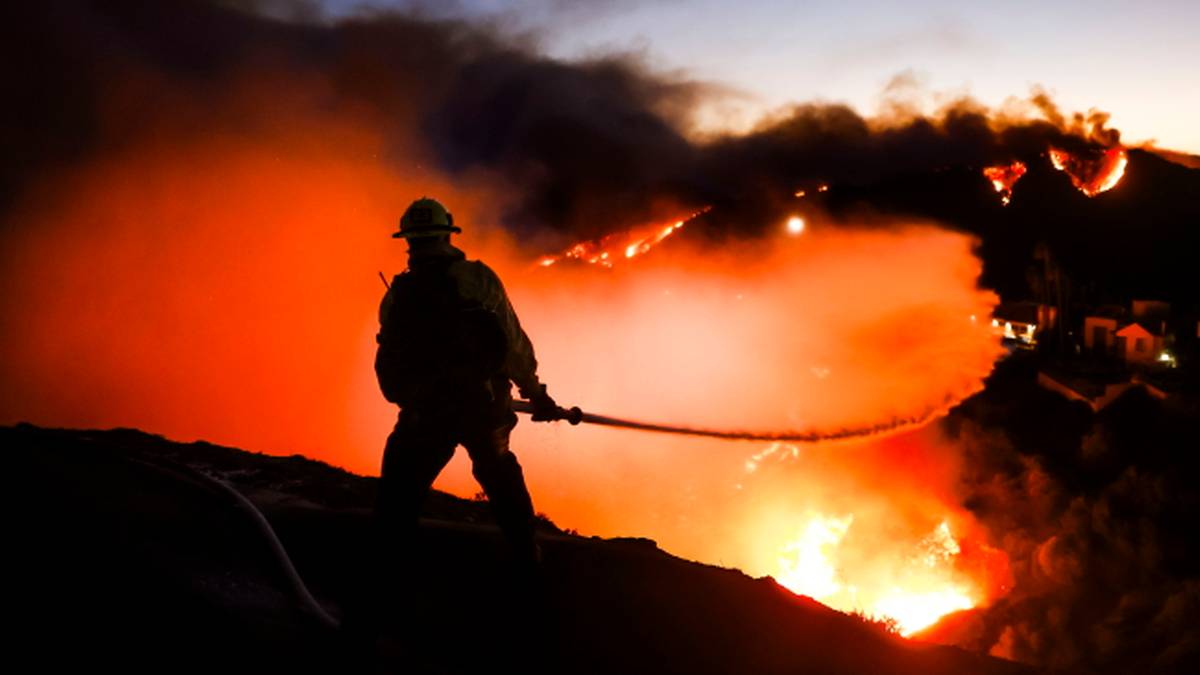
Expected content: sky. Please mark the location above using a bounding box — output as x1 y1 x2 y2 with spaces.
314 0 1200 153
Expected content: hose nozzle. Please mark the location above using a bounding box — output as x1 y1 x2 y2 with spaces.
558 405 583 425
512 400 582 424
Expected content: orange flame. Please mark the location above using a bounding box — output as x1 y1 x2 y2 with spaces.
773 515 980 636
981 161 1027 206
533 207 710 268
1048 147 1128 197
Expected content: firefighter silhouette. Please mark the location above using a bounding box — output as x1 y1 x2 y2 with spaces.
343 197 560 651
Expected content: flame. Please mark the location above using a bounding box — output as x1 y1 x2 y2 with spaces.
773 516 981 636
793 184 829 197
1047 147 1128 196
776 513 855 599
873 588 974 636
981 161 1027 206
535 207 710 268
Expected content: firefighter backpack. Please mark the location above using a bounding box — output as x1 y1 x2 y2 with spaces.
374 260 507 407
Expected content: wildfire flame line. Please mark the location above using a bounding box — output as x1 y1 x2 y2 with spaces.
981 146 1127 204
982 161 1027 206
1049 146 1128 197
535 207 711 269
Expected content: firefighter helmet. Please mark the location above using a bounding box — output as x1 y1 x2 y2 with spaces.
393 197 462 239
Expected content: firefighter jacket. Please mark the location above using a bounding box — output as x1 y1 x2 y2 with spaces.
378 244 543 400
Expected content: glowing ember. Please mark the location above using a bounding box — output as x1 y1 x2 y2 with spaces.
817 184 829 193
773 516 980 637
535 207 710 268
1047 146 1128 197
981 161 1027 206
785 216 806 235
793 189 807 198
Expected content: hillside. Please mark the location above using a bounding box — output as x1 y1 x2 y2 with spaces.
6 423 1036 674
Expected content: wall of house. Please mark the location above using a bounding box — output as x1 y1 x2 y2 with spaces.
1084 317 1118 353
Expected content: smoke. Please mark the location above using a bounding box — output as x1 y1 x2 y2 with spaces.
0 2 1128 239
920 366 1200 673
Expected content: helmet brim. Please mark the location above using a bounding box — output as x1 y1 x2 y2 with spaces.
393 225 463 239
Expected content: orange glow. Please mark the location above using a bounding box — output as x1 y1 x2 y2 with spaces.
1047 147 1128 196
981 161 1027 206
0 86 1011 643
785 216 806 235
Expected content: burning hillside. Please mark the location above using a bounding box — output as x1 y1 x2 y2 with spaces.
981 145 1128 206
3 2 1199 672
1048 146 1129 197
983 161 1028 206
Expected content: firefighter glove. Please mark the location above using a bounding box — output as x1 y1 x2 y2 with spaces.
524 384 560 422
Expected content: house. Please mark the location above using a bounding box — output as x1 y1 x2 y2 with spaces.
1082 305 1124 355
1114 323 1165 364
1132 299 1170 324
1081 300 1174 365
992 301 1056 347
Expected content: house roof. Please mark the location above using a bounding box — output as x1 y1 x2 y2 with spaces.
1116 322 1159 338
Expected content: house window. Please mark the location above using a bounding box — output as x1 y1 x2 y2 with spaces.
1135 337 1146 352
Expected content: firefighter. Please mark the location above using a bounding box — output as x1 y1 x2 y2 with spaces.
344 197 559 648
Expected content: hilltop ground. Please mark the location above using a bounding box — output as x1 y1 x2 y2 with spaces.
8 424 1033 674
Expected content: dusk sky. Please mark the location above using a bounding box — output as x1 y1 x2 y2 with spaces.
315 0 1200 153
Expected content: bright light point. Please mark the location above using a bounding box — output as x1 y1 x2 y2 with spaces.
786 216 806 235
817 184 829 193
794 189 806 198
625 244 638 258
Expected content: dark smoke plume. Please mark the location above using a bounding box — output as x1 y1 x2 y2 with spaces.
928 359 1200 674
2 0 1126 244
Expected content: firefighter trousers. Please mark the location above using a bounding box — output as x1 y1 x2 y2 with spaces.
342 404 539 637
374 404 538 563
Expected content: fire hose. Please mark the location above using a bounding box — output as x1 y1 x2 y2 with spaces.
512 400 934 443
110 400 931 637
